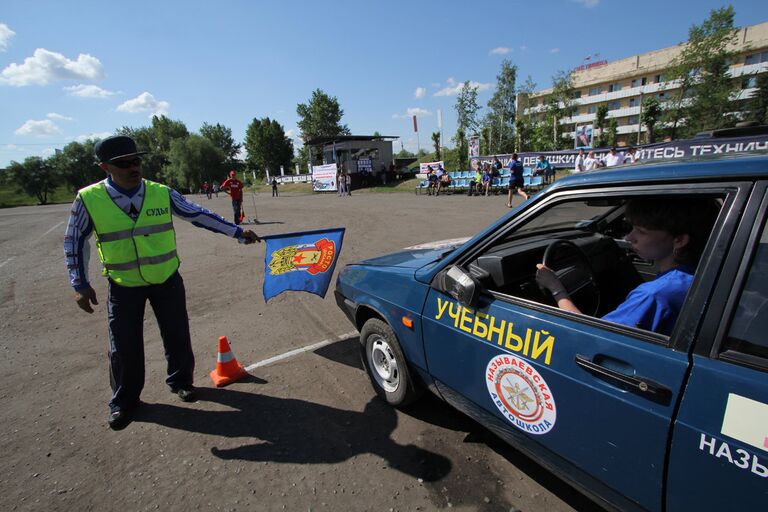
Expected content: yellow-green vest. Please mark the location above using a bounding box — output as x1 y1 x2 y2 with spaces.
79 180 179 287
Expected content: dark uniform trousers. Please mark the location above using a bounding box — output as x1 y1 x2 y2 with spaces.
107 271 194 412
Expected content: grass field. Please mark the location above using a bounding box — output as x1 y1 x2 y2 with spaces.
0 184 75 208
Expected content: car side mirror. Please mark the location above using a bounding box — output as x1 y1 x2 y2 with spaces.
437 265 481 308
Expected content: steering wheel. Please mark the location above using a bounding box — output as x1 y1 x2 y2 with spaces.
541 239 600 316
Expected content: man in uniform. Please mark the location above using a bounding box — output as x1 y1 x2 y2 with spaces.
64 135 260 430
220 170 244 224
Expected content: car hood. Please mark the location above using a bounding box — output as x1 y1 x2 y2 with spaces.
354 237 470 269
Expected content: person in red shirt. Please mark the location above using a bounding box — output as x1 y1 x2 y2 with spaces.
220 170 244 224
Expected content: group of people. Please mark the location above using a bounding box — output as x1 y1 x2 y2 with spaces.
201 180 219 199
573 146 640 172
337 169 352 196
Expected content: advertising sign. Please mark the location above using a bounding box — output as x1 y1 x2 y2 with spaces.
575 124 593 149
419 161 444 174
469 136 480 158
312 163 338 192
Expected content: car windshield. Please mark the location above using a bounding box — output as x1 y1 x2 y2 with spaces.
513 199 619 235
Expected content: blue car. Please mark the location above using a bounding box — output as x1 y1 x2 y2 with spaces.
335 153 768 511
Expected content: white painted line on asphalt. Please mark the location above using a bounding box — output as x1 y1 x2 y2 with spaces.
39 221 64 240
0 256 14 268
245 330 358 371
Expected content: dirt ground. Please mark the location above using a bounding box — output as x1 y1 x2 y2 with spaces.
0 189 595 511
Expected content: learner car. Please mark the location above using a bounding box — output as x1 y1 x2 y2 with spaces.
334 153 768 511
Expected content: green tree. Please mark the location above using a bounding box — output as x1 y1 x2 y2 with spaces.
641 96 663 143
50 140 103 192
515 76 537 151
244 117 294 179
117 116 189 181
7 156 60 205
666 6 739 138
396 147 415 159
594 105 609 148
746 73 768 124
545 71 577 150
164 135 224 192
296 89 350 140
199 122 241 164
606 118 619 148
431 131 441 160
454 81 481 134
486 59 518 154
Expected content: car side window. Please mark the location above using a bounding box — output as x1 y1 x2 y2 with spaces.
722 216 768 360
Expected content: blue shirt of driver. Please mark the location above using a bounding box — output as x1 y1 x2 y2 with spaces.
601 265 695 336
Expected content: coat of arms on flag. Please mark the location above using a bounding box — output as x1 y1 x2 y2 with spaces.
262 228 345 302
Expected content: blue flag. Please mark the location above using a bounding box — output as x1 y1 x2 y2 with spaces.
262 228 345 302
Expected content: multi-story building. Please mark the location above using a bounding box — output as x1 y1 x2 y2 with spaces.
521 21 768 147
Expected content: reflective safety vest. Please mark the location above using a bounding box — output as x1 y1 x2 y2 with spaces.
79 180 179 287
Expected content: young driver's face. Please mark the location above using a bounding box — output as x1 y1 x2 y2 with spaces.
625 224 675 261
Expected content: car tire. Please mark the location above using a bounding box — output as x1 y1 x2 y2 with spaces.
359 318 422 407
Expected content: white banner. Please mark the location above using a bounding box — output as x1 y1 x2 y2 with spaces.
312 163 338 192
419 161 444 173
469 136 480 158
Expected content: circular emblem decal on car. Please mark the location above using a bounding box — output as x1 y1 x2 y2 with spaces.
486 354 556 435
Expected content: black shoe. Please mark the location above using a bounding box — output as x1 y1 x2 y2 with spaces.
171 386 197 402
108 409 132 430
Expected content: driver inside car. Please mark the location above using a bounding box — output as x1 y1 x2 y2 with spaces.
535 197 721 336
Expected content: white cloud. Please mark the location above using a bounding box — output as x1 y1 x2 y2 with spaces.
285 129 296 138
519 45 528 51
414 87 426 99
73 131 112 143
64 84 115 98
15 119 62 137
116 92 170 117
550 47 560 54
490 47 512 55
0 48 104 86
47 112 73 121
392 107 433 119
0 23 15 52
573 0 600 7
434 79 491 97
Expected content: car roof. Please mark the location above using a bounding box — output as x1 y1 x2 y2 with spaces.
550 152 768 192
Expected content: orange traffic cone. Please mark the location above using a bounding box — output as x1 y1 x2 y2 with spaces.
210 336 249 387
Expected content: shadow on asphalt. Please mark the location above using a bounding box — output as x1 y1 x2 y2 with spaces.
316 338 598 511
133 389 451 483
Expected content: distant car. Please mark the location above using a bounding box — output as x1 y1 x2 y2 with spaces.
335 153 768 511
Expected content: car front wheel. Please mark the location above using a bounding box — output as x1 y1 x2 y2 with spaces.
360 318 422 407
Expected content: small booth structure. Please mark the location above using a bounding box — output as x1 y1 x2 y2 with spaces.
304 135 398 189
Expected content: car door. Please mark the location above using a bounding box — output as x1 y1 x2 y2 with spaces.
666 183 768 510
421 185 744 512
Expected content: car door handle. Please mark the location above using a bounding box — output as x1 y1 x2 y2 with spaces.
575 354 672 402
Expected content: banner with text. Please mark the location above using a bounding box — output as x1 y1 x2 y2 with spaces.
419 161 444 174
470 133 768 171
312 163 338 192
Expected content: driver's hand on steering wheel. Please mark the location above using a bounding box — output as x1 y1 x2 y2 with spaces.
536 264 570 300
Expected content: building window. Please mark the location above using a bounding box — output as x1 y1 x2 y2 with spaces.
587 105 598 114
657 92 667 100
571 90 582 99
589 87 602 96
653 74 665 83
608 83 623 93
627 115 640 125
607 101 622 111
745 51 768 65
630 77 647 88
742 76 758 89
629 97 640 108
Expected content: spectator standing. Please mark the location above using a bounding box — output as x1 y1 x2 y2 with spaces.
506 153 528 207
624 147 640 164
271 177 279 197
220 170 244 224
379 163 387 185
64 135 260 430
345 170 352 196
574 148 586 173
202 181 211 199
603 147 623 167
212 181 219 197
584 150 599 171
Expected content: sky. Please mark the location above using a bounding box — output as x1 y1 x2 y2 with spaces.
1 0 766 167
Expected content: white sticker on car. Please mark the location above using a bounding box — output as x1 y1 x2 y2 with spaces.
486 354 556 435
721 393 768 453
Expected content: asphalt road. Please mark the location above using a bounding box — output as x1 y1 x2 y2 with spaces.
0 189 594 512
